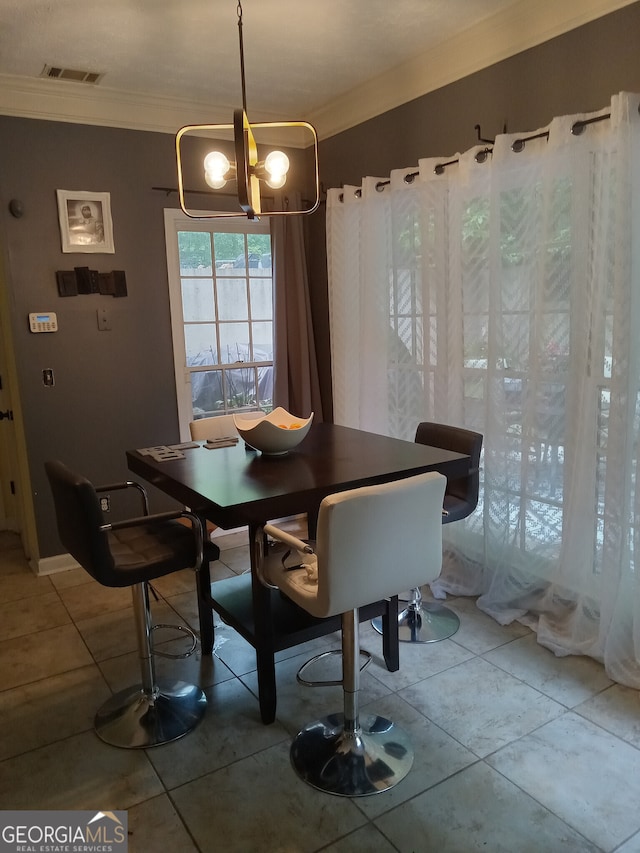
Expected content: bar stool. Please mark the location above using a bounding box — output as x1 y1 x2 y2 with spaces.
45 460 220 748
189 414 237 442
372 422 483 643
259 471 446 796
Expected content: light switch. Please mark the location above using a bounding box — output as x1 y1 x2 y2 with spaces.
97 307 111 331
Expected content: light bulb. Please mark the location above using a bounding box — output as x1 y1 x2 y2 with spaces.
264 150 289 187
204 172 227 189
204 151 230 178
266 173 287 189
204 150 231 190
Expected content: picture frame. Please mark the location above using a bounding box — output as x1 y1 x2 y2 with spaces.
56 190 115 253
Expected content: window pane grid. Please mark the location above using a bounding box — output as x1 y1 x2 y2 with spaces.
177 227 273 417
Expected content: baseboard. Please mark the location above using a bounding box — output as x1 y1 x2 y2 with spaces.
35 552 81 576
210 525 248 539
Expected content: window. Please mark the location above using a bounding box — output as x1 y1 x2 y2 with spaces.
164 209 274 439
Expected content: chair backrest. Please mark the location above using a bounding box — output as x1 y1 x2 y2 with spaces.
309 471 447 619
45 460 115 584
414 422 483 523
189 414 236 442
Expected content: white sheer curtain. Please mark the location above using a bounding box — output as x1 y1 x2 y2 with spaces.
327 92 640 687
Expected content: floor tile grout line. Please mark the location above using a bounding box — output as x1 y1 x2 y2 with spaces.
484 753 608 853
3 534 640 851
153 726 292 795
571 703 640 751
476 648 618 712
164 786 207 853
0 717 98 765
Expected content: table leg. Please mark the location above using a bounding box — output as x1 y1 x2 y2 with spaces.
250 523 278 724
197 553 214 656
255 644 277 724
381 595 400 671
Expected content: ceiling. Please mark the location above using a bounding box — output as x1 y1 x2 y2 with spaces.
0 0 634 141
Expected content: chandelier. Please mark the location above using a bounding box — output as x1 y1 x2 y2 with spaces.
175 1 320 220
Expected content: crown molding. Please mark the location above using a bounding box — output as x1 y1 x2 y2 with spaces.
0 0 635 142
307 0 638 140
0 76 307 147
0 75 227 135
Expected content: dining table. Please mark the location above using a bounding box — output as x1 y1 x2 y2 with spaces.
126 421 471 724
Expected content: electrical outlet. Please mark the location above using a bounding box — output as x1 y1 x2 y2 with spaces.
97 307 111 331
100 496 110 512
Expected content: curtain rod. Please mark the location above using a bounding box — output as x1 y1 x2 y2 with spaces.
152 185 274 201
339 111 616 202
152 185 317 210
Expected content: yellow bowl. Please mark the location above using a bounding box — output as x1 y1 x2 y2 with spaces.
233 408 314 455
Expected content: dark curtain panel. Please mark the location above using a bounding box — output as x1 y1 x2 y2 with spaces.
271 195 323 420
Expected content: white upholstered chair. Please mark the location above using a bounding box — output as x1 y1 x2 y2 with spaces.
259 470 446 796
189 414 237 442
189 416 239 538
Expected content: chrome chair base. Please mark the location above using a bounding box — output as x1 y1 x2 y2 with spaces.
290 712 414 797
372 600 460 643
94 681 207 749
152 623 198 659
297 648 372 688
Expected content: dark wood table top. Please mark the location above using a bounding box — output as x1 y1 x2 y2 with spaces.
126 422 470 529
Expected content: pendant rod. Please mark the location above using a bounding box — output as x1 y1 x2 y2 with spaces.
237 1 247 113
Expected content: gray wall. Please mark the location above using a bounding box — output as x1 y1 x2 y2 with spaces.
0 120 190 557
2 1 640 558
0 118 313 559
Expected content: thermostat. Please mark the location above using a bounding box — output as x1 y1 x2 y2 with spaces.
29 312 58 333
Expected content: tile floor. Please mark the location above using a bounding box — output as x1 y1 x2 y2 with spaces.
1 526 640 852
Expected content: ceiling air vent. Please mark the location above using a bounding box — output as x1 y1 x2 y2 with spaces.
41 65 103 84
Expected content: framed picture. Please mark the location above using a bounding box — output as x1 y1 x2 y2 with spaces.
56 190 115 253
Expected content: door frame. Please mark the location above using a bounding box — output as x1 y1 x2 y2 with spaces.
0 242 38 562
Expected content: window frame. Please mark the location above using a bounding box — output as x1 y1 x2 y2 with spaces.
164 208 273 440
